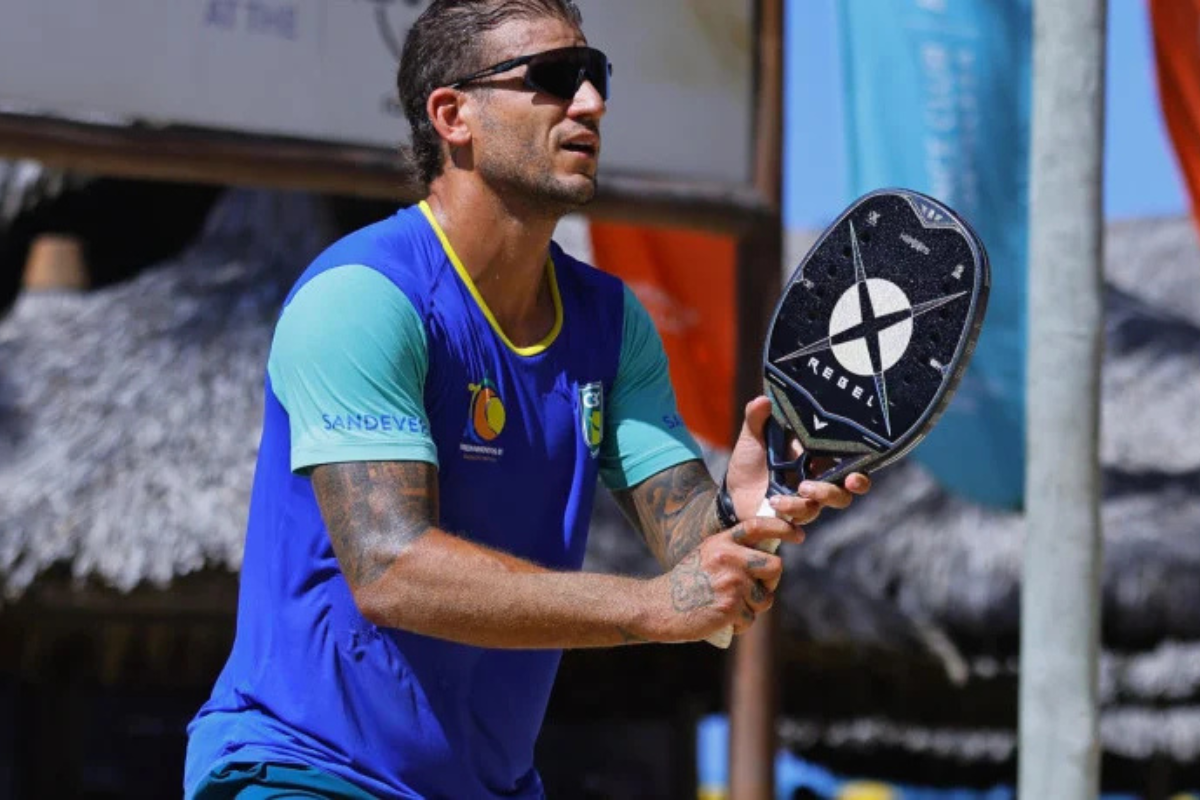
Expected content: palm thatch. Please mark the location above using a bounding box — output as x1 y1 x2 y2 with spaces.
0 189 333 595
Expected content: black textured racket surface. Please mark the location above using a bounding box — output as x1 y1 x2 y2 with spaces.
763 188 990 488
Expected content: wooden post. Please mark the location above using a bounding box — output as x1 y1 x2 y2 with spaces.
23 234 89 291
728 0 784 798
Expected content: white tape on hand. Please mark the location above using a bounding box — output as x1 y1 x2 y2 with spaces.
706 497 781 649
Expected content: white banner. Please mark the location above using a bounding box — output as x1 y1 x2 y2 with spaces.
0 0 753 184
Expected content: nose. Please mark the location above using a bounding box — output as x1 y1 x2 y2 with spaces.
569 78 606 121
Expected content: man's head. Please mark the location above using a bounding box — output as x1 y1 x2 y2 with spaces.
398 0 607 212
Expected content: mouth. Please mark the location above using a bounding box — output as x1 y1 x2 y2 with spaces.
561 139 599 158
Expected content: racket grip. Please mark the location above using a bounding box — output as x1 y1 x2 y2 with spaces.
705 498 780 649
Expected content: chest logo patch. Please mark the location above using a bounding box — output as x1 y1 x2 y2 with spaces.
461 377 506 461
579 381 604 458
468 378 506 441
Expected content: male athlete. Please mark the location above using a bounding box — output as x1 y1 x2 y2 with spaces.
185 1 869 797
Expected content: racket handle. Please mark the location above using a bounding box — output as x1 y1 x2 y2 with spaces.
705 498 780 649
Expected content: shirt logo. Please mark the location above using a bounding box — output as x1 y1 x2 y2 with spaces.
461 377 506 461
579 381 604 458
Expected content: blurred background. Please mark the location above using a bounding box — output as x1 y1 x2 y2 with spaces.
1 0 1198 798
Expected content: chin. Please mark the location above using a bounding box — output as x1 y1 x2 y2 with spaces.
567 182 597 207
529 176 596 212
492 170 597 214
559 174 598 206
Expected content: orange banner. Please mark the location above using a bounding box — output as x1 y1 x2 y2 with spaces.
1151 0 1200 233
588 223 736 448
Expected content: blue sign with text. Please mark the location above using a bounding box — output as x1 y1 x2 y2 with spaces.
837 0 1031 508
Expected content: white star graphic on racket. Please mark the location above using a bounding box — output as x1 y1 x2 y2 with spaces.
778 221 968 436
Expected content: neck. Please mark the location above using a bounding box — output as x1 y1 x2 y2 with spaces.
424 179 560 336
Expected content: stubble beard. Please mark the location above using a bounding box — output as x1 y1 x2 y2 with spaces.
479 139 597 219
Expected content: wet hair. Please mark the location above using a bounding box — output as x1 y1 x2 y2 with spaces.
397 0 584 185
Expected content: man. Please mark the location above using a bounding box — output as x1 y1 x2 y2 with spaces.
185 1 870 798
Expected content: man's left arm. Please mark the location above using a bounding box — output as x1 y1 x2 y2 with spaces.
612 459 720 570
603 285 869 571
612 397 870 572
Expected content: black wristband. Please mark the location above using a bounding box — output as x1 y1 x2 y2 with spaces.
715 475 739 528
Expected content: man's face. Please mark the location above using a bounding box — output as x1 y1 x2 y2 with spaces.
466 16 606 213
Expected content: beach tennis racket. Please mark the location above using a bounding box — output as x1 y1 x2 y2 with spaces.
707 188 990 648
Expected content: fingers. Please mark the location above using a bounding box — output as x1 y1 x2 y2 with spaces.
797 479 857 510
844 472 872 494
728 516 804 549
745 551 783 593
740 551 781 626
735 579 773 636
766 494 822 525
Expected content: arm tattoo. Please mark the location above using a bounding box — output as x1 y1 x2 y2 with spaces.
614 460 721 569
312 461 438 589
670 551 715 612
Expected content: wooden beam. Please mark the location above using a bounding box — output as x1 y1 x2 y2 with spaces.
0 113 771 235
729 0 785 798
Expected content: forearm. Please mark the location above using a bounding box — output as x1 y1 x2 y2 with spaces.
616 460 724 570
353 527 661 648
313 460 690 648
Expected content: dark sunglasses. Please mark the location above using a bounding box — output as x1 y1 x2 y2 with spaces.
447 46 612 102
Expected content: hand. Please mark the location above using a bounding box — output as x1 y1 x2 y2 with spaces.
723 396 872 524
642 516 802 643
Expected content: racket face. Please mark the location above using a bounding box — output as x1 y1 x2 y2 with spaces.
763 188 990 484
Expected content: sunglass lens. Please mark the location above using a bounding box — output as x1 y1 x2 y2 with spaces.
529 49 610 101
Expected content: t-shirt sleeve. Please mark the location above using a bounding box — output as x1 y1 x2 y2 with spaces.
267 264 438 474
599 285 703 489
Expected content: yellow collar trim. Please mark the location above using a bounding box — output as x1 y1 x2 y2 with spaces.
419 200 562 356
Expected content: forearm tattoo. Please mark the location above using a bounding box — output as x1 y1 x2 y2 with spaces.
312 461 438 589
616 460 721 569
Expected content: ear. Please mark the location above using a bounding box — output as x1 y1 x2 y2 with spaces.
427 86 473 150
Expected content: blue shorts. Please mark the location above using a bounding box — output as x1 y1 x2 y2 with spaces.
191 762 378 799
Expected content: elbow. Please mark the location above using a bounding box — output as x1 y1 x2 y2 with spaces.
352 578 427 632
340 551 406 628
333 528 435 629
351 586 394 628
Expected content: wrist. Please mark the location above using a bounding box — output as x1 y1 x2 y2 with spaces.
637 574 703 644
714 474 739 529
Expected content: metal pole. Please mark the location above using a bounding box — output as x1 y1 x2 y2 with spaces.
1019 0 1106 797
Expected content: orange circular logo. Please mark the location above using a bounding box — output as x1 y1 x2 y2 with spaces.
470 381 506 441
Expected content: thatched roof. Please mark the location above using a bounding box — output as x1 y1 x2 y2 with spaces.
0 189 333 595
3 185 1200 776
0 159 80 226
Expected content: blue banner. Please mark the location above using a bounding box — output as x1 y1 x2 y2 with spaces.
837 0 1031 508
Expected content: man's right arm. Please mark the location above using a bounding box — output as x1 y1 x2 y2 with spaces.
311 459 797 648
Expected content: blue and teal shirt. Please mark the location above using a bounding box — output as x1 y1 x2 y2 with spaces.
185 202 701 799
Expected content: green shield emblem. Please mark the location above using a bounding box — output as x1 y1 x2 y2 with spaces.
579 382 603 458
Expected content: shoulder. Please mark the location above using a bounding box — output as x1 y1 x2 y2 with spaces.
270 265 426 377
286 205 446 311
